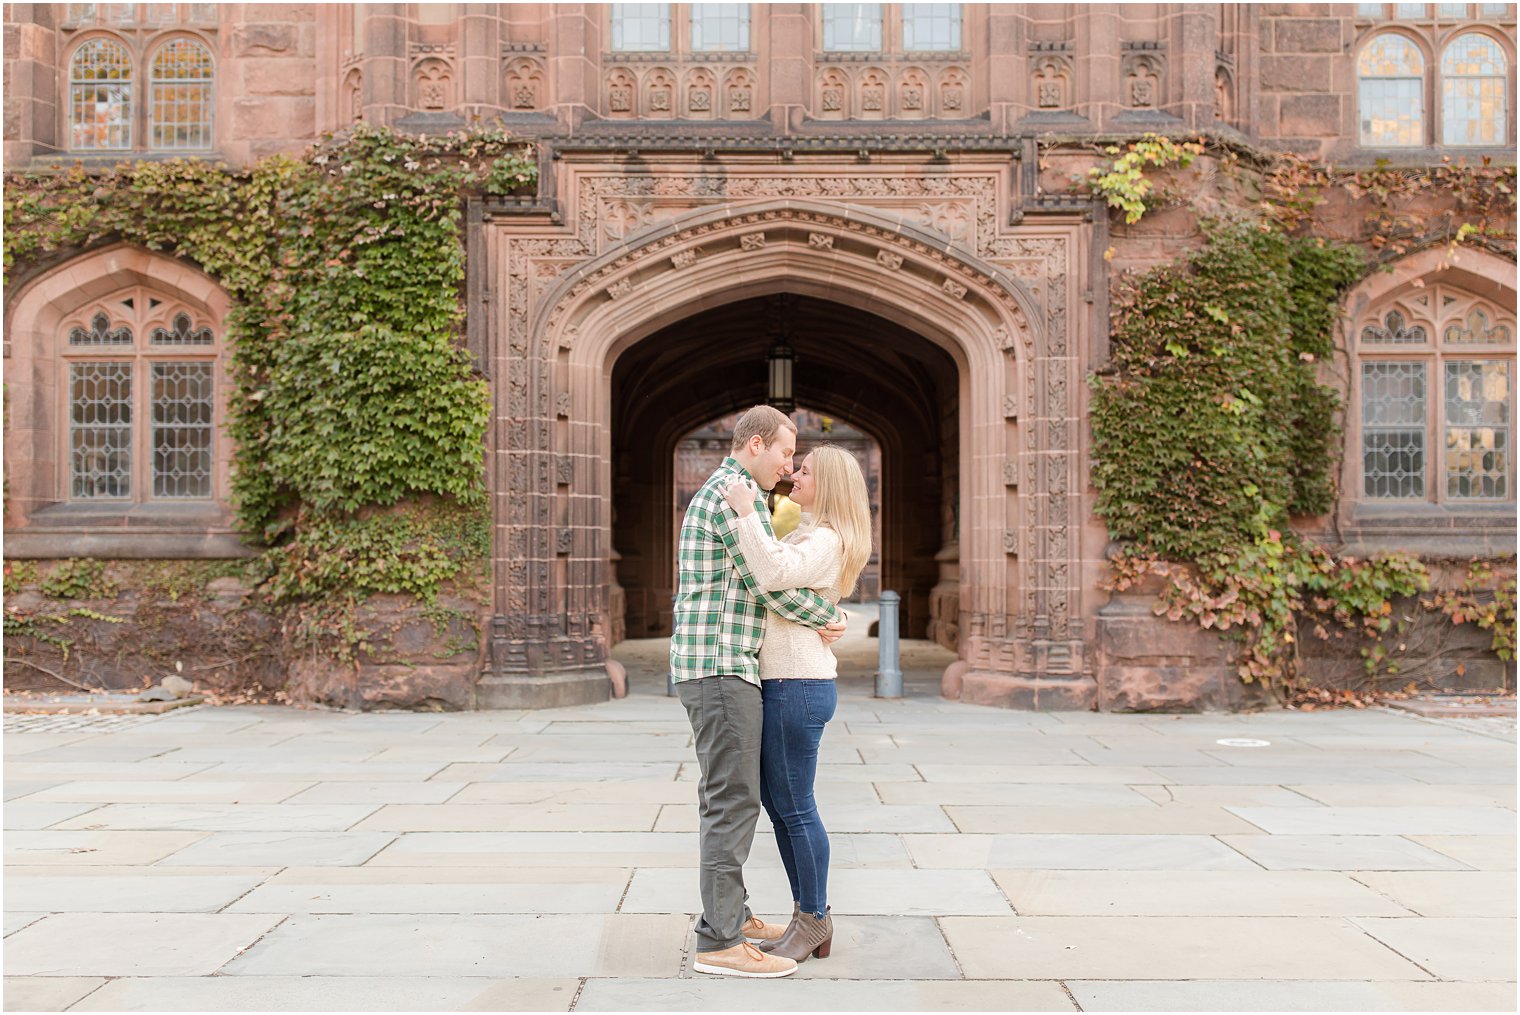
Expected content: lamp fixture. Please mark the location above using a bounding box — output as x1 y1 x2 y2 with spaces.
767 295 796 414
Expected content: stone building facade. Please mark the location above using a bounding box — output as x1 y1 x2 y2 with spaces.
4 4 1516 710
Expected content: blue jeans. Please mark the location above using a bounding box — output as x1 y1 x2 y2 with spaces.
759 678 837 920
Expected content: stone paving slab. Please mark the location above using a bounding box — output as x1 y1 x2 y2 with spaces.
1226 804 1517 835
1288 783 1519 807
52 802 381 832
3 912 283 976
992 869 1415 917
903 833 1260 870
1216 834 1480 871
4 867 272 913
1070 979 1518 1012
221 913 690 978
1 667 1514 1012
945 803 1263 834
1407 835 1518 869
938 915 1433 980
20 779 316 804
1351 916 1518 980
154 831 396 867
1349 871 1520 918
573 977 1072 1011
877 781 1159 807
1 976 108 1013
4 830 207 867
2 801 104 830
62 976 581 1013
621 867 1012 916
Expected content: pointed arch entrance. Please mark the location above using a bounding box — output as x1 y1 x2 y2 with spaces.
482 191 1097 711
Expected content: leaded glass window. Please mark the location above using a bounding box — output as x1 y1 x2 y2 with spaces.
70 362 133 499
1359 3 1388 16
902 4 961 51
148 38 213 150
1442 33 1508 145
69 37 133 150
1438 3 1469 15
1478 3 1512 15
1362 309 1429 345
823 3 882 52
1358 285 1515 504
70 311 134 346
1358 34 1425 146
152 362 214 497
1363 362 1428 498
610 3 670 51
1396 3 1429 16
63 292 220 503
691 4 749 51
150 312 214 345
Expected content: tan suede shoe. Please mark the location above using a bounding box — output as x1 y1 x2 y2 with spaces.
742 914 788 942
692 941 798 978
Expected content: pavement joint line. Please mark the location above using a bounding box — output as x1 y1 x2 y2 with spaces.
1211 832 1273 871
567 975 588 1011
1354 918 1444 980
1345 873 1423 917
1380 705 1518 744
931 914 968 979
1058 978 1085 1011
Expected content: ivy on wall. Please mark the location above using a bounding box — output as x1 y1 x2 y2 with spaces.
1088 143 1517 692
5 125 534 545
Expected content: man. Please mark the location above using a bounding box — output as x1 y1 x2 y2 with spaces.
672 405 847 978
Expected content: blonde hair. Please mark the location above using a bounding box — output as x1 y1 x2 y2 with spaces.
803 444 872 598
730 404 796 454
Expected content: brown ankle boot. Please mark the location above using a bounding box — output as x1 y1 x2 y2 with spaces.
758 907 832 962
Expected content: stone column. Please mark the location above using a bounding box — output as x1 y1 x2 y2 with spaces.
2 4 59 163
984 5 1024 132
546 3 601 128
459 5 504 117
1173 4 1217 128
1075 4 1121 130
361 3 409 126
765 4 811 131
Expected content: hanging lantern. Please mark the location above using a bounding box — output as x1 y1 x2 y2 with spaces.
768 340 795 414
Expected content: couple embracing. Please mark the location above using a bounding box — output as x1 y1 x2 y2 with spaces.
671 404 872 979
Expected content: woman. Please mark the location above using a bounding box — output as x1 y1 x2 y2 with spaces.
719 444 872 964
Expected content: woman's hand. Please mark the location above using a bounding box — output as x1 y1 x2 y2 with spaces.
720 475 759 517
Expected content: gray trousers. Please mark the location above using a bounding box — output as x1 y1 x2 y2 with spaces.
678 675 762 952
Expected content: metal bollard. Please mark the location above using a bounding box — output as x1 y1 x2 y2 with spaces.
875 590 903 698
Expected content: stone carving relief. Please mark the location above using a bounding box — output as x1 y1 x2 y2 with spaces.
859 67 888 118
607 67 637 115
818 68 849 118
685 67 715 116
645 67 675 114
504 57 544 110
1123 54 1163 109
495 170 1078 678
413 57 453 111
1031 56 1070 109
939 67 968 113
1214 65 1234 123
342 68 363 122
899 66 928 117
724 68 754 114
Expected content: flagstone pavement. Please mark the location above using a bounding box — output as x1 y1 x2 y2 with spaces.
3 626 1515 1013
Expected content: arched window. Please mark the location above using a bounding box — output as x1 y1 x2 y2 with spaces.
63 289 220 501
149 37 214 150
69 37 133 150
1442 32 1508 145
1358 33 1425 146
1358 284 1515 502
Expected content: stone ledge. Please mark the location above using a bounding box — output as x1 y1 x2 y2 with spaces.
476 669 613 710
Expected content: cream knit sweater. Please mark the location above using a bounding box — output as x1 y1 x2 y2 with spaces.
732 511 844 681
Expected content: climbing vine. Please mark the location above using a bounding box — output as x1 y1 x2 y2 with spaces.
4 124 534 615
1087 139 1515 694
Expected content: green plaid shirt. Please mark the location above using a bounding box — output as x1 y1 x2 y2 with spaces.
670 458 841 687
